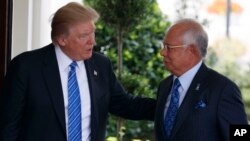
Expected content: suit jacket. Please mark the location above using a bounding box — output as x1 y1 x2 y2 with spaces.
155 63 248 141
0 44 156 141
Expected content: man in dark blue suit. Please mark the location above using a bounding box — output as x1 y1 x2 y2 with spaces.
0 2 155 141
155 18 248 141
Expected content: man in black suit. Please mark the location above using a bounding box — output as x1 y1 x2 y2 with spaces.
155 18 248 141
0 2 155 141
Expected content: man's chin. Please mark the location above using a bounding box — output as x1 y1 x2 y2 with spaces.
165 65 172 72
83 53 93 60
164 64 170 69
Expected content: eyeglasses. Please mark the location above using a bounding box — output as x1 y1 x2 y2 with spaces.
161 42 187 51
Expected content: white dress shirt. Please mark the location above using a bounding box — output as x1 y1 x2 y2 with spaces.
164 60 202 117
55 45 91 141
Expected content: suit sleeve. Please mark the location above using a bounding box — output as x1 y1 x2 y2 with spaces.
0 55 28 141
217 82 248 141
107 59 156 121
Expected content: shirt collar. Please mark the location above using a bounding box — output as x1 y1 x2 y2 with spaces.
174 60 202 91
55 45 84 72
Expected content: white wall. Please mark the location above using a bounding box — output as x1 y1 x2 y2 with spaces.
12 0 83 58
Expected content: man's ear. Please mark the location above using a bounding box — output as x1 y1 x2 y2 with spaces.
189 44 202 57
187 44 195 53
57 35 67 46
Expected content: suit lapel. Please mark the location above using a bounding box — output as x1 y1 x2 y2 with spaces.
42 44 66 134
84 57 100 141
170 63 211 138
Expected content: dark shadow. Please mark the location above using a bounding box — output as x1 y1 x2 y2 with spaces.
0 0 12 91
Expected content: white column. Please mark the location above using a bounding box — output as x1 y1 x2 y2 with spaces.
12 0 32 58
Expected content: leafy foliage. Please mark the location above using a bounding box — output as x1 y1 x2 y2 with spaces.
92 2 171 91
85 0 155 32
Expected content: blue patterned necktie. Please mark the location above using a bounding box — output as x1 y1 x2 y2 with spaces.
68 61 82 141
164 78 181 138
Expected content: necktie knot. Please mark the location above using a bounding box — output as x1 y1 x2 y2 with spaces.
69 61 77 70
173 78 181 91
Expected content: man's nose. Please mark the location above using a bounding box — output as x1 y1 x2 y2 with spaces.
87 33 95 44
160 49 167 57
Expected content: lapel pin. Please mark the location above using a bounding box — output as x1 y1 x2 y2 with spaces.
94 70 98 76
195 83 200 91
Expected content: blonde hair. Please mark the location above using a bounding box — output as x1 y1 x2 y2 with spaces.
51 2 99 41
